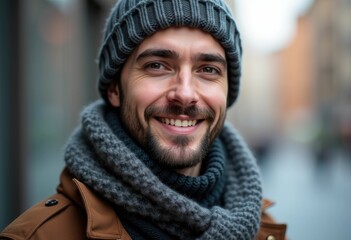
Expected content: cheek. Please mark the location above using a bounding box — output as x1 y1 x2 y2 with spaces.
130 83 165 107
202 85 227 109
200 85 227 128
124 83 166 121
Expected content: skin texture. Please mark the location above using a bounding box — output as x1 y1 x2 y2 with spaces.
108 27 228 176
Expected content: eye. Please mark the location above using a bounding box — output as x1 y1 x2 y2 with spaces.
145 62 165 70
199 66 220 74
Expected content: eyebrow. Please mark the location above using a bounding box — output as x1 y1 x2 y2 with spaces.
136 48 227 68
136 49 179 62
194 53 227 68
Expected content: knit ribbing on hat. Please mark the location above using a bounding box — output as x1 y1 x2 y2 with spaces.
98 0 242 107
64 101 262 239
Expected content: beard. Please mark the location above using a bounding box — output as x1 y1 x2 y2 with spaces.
120 102 225 170
145 119 211 169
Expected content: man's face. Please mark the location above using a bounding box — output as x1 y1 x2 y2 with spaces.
108 27 228 172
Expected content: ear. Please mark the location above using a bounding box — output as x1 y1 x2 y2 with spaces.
107 82 120 107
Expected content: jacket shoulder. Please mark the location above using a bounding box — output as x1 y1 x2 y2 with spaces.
256 199 287 240
0 193 86 240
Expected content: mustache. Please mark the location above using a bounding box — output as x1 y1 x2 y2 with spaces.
145 104 215 122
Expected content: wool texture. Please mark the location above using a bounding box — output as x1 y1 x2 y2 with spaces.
64 101 262 239
98 0 242 107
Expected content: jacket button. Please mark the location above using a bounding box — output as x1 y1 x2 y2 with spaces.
45 199 58 207
267 235 276 240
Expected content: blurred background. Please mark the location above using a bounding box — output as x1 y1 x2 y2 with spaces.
1 0 350 239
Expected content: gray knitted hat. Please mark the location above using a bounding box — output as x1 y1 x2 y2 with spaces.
98 0 242 107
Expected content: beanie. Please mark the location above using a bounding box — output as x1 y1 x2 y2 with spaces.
98 0 242 107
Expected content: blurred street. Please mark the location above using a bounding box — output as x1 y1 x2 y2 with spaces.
259 138 351 240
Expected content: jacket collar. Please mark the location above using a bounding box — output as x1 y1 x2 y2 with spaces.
57 168 131 240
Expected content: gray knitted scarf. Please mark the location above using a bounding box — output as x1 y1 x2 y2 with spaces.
64 101 262 239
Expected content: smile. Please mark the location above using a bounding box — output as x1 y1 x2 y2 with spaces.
159 118 197 127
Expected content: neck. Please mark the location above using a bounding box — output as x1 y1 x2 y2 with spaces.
175 162 202 176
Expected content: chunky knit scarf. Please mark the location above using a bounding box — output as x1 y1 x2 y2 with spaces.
64 101 262 239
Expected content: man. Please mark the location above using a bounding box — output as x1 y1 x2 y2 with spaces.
1 0 286 239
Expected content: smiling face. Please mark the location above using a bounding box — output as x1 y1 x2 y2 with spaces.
108 27 228 175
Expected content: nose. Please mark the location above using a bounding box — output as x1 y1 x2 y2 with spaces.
167 69 199 106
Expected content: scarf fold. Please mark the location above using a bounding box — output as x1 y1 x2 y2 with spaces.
105 108 227 208
64 100 262 239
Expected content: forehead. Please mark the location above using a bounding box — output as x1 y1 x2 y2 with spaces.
134 27 225 57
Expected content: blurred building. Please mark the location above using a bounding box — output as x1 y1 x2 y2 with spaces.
309 0 351 156
277 0 351 157
229 0 351 160
0 0 115 230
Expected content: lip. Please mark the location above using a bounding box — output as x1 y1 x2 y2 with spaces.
154 116 204 134
159 117 197 127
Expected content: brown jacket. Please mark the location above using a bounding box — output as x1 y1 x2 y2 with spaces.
0 169 287 240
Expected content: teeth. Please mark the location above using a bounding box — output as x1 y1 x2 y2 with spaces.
161 118 197 127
